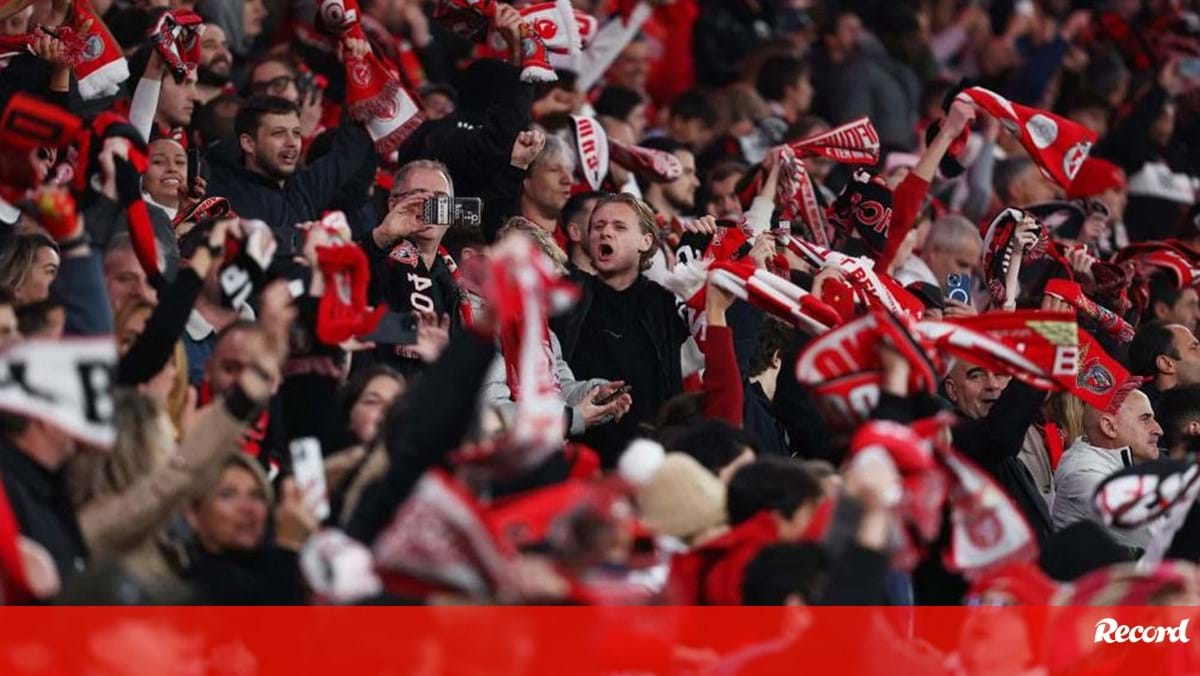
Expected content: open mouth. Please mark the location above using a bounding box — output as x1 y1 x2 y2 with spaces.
280 151 299 164
162 176 180 187
597 242 615 259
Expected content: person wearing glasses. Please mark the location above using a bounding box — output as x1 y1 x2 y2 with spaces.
245 56 325 141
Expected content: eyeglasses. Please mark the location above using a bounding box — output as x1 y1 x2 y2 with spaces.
249 75 296 96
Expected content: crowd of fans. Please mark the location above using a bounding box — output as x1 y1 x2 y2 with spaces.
2 0 1200 625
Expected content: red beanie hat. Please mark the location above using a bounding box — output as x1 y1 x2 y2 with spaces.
1065 157 1125 200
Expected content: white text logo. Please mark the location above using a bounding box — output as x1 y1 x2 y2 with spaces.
1094 618 1191 644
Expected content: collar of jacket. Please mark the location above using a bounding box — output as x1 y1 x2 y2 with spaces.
1073 437 1134 469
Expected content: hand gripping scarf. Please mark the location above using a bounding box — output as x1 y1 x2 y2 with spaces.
435 0 556 83
778 117 881 246
1043 278 1135 343
782 234 922 319
70 0 129 99
797 309 1083 432
217 219 277 311
320 0 425 153
147 9 203 83
955 86 1097 188
314 226 387 346
661 226 840 335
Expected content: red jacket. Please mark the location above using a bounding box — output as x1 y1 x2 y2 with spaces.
665 511 779 604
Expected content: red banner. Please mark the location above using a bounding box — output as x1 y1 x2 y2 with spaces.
0 607 1197 674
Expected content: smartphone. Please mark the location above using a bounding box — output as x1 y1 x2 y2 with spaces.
593 384 632 406
423 194 483 227
289 437 330 522
1180 57 1200 80
947 273 972 304
187 147 204 184
362 311 418 345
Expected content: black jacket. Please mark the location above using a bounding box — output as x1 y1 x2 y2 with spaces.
873 382 1054 547
205 122 376 255
0 440 87 581
394 60 532 241
357 232 462 376
743 381 789 457
551 272 689 464
346 330 498 545
187 545 306 604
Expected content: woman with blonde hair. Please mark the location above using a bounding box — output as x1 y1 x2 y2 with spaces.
114 300 196 438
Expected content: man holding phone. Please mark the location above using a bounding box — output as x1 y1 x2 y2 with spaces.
358 159 462 375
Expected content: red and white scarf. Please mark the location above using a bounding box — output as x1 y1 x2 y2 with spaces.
775 117 880 246
956 86 1096 188
72 0 129 99
320 0 425 153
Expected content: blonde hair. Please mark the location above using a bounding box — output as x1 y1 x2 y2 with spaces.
589 193 660 270
1046 392 1085 444
497 216 568 273
114 299 154 353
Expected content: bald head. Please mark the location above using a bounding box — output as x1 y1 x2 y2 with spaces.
922 215 982 289
1082 390 1163 463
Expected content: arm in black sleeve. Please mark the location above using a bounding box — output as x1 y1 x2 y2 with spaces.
952 380 1045 468
1097 84 1169 172
427 62 532 172
291 120 377 218
345 329 498 543
820 543 891 605
480 164 526 243
116 267 203 385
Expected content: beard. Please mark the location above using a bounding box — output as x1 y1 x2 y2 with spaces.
255 148 296 180
197 61 232 87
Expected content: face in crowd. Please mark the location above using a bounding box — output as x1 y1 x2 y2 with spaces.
588 200 652 279
242 110 303 180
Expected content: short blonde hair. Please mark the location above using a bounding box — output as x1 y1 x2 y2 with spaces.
497 216 568 273
589 193 660 270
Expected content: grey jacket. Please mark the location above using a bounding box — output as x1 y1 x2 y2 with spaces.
482 331 609 437
1052 439 1151 551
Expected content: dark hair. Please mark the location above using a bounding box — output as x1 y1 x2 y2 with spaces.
661 419 758 475
213 319 259 349
234 96 301 141
754 55 807 103
785 115 830 143
337 364 404 428
707 161 748 187
563 190 605 231
595 85 645 121
669 89 718 127
15 296 64 335
0 232 58 299
244 55 299 95
0 410 28 441
727 457 822 525
1157 384 1200 453
1129 320 1179 377
749 319 794 378
440 223 488 262
0 287 14 308
741 543 830 605
1146 272 1188 323
639 136 683 156
992 157 1035 203
1062 90 1113 116
532 69 578 101
192 94 242 146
